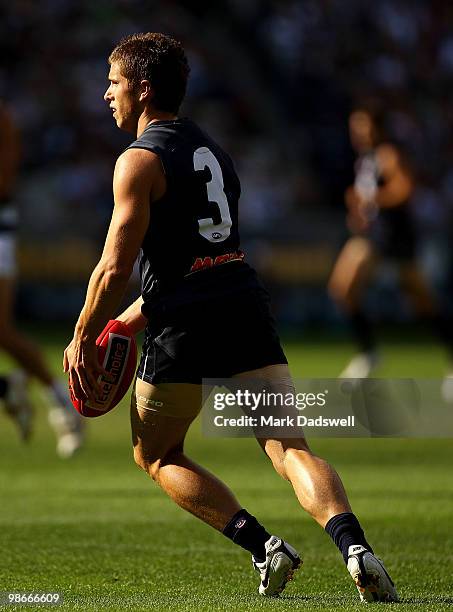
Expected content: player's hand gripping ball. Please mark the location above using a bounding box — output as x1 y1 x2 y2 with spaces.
69 320 137 417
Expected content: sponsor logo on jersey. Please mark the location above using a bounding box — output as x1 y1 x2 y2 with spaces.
189 250 245 273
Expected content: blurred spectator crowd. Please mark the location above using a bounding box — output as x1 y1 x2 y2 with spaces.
1 0 452 318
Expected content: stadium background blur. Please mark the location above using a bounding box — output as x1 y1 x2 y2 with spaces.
2 0 453 330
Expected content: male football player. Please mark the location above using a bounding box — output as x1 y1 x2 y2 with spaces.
328 108 453 385
64 34 398 601
0 100 83 457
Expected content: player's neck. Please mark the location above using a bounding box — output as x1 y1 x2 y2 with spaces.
137 110 178 137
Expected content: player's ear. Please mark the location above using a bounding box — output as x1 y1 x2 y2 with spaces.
139 80 153 103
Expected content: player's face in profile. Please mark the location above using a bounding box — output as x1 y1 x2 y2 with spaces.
104 62 140 133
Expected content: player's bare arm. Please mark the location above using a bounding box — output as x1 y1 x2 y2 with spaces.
345 185 370 233
373 144 413 208
116 295 147 334
64 148 160 401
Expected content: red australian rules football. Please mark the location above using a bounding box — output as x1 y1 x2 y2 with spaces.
69 319 137 417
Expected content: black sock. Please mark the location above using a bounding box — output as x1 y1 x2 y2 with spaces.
222 509 271 562
325 512 373 564
349 311 376 354
0 376 8 399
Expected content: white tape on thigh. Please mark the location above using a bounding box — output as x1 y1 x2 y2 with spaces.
134 378 203 419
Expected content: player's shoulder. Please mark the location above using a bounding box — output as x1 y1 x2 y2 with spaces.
116 147 160 171
113 148 161 188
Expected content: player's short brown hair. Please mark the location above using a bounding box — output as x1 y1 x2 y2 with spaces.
109 33 190 113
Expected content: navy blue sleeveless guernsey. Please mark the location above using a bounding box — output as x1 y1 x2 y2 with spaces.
127 118 260 317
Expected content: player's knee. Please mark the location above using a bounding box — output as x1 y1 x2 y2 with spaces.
133 450 161 483
148 458 163 482
333 287 356 310
133 445 145 470
328 277 349 307
133 445 157 478
133 445 181 483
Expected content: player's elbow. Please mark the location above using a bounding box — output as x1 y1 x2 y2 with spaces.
99 258 134 286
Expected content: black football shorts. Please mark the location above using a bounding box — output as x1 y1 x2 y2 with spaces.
368 205 417 261
137 287 287 384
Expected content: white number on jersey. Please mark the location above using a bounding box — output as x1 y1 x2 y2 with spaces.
193 146 232 242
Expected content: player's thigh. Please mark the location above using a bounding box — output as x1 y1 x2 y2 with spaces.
233 364 310 477
328 236 376 302
130 377 203 468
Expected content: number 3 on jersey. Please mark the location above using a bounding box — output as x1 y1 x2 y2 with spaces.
193 146 232 242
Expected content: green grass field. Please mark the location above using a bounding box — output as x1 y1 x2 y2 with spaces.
1 329 452 611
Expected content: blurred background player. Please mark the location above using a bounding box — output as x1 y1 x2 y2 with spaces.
328 107 453 384
0 99 84 457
